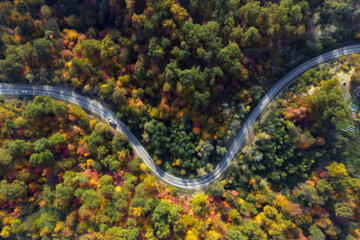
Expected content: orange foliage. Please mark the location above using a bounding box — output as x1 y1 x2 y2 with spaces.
192 127 201 135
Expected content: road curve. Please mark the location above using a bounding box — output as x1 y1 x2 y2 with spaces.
1 45 360 190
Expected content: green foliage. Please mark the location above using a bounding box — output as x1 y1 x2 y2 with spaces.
29 149 54 168
0 180 27 200
311 78 350 124
334 202 353 218
33 38 51 62
34 137 51 152
207 181 225 197
190 193 209 217
81 189 102 209
0 149 12 166
55 183 74 201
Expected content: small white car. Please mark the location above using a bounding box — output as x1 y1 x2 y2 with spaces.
108 118 116 127
21 90 27 93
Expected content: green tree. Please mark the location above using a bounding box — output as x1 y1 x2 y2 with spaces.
308 224 325 240
0 149 12 166
207 181 225 197
151 201 171 239
311 78 350 124
190 193 209 216
99 175 114 197
29 149 54 168
112 88 127 106
34 137 51 152
0 180 27 200
81 189 102 209
87 132 105 153
112 132 128 152
33 38 52 62
49 132 66 146
4 140 30 159
55 183 74 201
334 202 353 218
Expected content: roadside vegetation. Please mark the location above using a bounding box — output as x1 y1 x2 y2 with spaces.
1 0 360 177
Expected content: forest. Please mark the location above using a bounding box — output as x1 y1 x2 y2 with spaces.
0 65 360 238
1 0 360 239
0 0 359 176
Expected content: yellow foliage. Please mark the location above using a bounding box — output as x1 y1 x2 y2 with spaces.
38 177 47 183
86 159 93 167
326 162 348 178
274 194 290 213
149 107 160 119
71 78 82 88
54 221 64 233
115 186 122 192
40 226 51 237
65 61 72 68
79 163 86 170
155 159 162 166
140 163 147 172
130 206 143 218
170 4 189 23
0 226 10 238
185 229 200 240
163 82 171 92
63 29 79 41
117 75 130 86
205 230 221 240
175 158 182 166
249 178 256 185
89 119 97 130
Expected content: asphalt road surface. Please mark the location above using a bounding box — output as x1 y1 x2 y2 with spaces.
1 45 360 190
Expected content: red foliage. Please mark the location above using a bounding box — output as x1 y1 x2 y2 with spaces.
77 146 86 156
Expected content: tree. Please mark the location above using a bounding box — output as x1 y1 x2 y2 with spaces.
23 96 54 119
33 38 52 62
112 132 128 152
207 181 225 197
99 175 114 197
52 102 68 117
34 138 51 152
151 201 171 239
311 78 350 124
112 88 127 106
55 183 74 201
87 132 105 153
293 181 324 207
308 224 325 240
226 227 246 240
29 149 54 168
334 202 353 218
49 133 66 146
82 39 101 59
0 149 12 166
40 5 52 18
196 140 214 161
81 189 102 209
0 180 27 200
190 193 209 217
217 42 247 80
4 140 30 159
129 157 142 173
241 27 259 47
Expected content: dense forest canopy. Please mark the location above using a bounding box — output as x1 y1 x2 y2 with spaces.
1 0 360 239
1 0 360 176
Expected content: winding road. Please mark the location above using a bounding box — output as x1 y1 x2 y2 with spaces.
1 45 360 190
